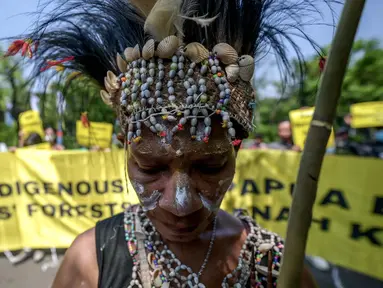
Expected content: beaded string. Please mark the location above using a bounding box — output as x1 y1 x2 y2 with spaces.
124 207 283 288
117 47 244 146
198 216 217 278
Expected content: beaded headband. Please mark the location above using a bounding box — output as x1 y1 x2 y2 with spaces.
101 36 256 146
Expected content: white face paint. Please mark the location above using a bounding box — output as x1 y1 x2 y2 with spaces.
140 190 162 212
175 185 190 209
174 173 192 210
132 181 145 195
199 193 223 212
217 177 234 193
131 181 161 211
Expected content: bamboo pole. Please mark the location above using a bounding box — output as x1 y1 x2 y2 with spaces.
277 1 366 287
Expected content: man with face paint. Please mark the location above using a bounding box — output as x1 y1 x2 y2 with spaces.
14 0 340 287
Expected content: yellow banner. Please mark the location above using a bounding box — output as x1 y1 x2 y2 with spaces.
76 121 113 149
0 150 382 281
19 143 51 150
351 101 383 128
289 107 335 149
18 110 45 139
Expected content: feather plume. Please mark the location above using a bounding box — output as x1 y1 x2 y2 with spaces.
179 13 219 28
144 0 182 41
129 0 157 17
175 0 204 39
8 0 145 87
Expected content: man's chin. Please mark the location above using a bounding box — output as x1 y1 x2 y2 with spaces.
156 226 203 243
153 221 211 243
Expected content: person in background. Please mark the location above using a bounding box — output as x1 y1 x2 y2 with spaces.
45 127 65 150
335 126 377 157
8 130 42 151
343 113 352 128
24 132 43 146
268 120 301 151
45 127 56 144
341 113 359 138
249 133 267 149
334 127 356 155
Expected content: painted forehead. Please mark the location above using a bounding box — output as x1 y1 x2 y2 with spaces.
129 120 233 159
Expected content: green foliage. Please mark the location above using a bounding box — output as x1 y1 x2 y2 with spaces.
0 48 31 120
43 76 116 149
254 39 383 141
0 46 116 148
0 123 17 146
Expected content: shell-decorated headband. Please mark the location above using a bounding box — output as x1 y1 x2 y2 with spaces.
100 0 257 146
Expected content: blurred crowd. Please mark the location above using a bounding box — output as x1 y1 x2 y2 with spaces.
0 127 65 152
1 113 382 158
243 114 383 159
0 126 117 152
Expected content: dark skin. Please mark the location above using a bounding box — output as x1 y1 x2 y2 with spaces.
52 119 317 288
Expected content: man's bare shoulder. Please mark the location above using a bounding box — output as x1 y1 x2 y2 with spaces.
52 227 98 288
70 227 97 265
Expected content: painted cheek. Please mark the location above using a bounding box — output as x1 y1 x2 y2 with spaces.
199 193 224 212
217 176 234 194
131 180 145 195
198 175 233 212
130 178 166 212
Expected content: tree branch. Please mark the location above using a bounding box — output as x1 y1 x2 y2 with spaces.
277 1 366 287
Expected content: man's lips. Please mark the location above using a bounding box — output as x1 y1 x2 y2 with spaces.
149 208 213 235
159 219 200 231
155 216 207 235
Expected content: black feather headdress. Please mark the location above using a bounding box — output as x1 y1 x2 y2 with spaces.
17 0 340 88
6 0 341 144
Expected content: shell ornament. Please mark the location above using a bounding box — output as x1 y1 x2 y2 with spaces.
102 39 255 147
142 39 155 60
156 36 179 59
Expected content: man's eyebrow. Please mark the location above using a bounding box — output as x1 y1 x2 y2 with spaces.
196 147 231 156
130 142 170 157
130 150 169 162
189 149 231 162
193 155 228 166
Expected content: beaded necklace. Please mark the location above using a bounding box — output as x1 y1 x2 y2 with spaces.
124 206 284 288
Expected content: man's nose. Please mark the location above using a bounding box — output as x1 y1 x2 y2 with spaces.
158 171 202 217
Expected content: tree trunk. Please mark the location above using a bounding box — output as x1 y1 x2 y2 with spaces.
277 1 366 287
